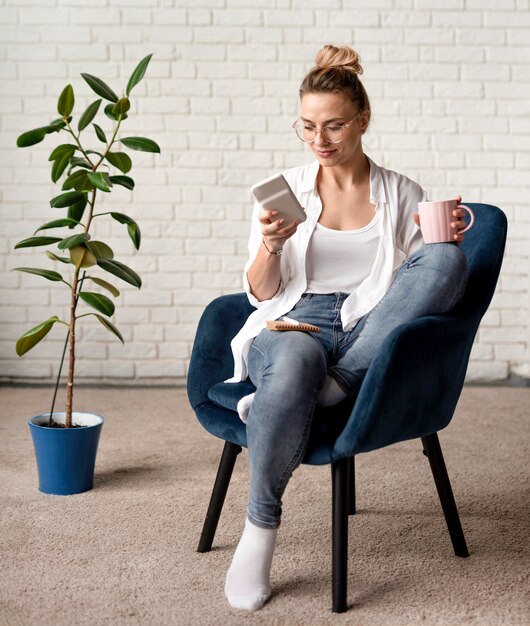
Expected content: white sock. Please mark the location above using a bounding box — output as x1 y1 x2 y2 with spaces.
317 375 347 407
224 518 277 611
236 392 255 423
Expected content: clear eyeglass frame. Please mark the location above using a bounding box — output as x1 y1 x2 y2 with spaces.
292 116 358 144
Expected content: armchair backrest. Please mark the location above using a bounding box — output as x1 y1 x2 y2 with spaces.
187 293 255 411
330 203 508 459
456 203 507 322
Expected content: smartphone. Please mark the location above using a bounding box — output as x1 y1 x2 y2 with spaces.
251 173 307 223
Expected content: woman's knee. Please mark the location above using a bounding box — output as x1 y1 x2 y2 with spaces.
275 332 327 373
250 330 327 385
417 243 469 302
414 243 467 277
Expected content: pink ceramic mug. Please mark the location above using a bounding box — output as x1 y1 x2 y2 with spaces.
418 199 475 244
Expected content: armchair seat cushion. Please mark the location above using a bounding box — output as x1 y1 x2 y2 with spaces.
208 380 256 412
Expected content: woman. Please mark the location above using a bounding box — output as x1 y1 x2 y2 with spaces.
224 44 469 611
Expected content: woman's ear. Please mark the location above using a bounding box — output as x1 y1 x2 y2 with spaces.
359 109 370 134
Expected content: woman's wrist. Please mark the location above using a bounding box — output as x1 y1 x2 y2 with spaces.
262 238 283 256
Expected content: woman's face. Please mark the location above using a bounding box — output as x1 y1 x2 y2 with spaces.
299 91 368 168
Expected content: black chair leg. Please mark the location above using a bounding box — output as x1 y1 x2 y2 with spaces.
421 433 469 558
332 457 349 613
197 441 242 553
348 455 356 515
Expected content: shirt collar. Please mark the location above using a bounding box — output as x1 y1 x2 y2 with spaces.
300 155 387 206
300 160 320 192
366 156 387 205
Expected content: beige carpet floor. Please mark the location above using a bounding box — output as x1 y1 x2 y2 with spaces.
0 385 529 626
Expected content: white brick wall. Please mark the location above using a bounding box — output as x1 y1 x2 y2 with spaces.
1 0 529 385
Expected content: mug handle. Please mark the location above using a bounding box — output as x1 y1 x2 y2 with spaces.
456 204 475 234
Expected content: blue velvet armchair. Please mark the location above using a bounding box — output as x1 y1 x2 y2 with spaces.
187 203 507 612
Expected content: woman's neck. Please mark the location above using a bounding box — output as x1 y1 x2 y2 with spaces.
318 152 370 191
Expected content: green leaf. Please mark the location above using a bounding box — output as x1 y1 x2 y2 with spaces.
105 151 132 174
78 99 102 132
70 245 97 269
17 127 48 147
93 124 108 144
126 53 153 96
51 150 73 183
57 84 75 117
79 291 115 317
127 223 141 250
68 197 88 224
16 118 69 147
62 170 91 192
87 171 112 192
109 175 135 190
48 144 76 161
68 157 92 170
46 251 71 264
110 212 141 250
35 218 80 233
110 212 135 225
120 136 160 153
86 241 114 259
47 117 69 132
81 73 119 103
14 236 61 249
50 190 86 208
97 258 141 288
86 276 120 297
16 317 60 357
95 314 124 343
112 97 130 116
58 233 90 250
13 267 64 282
104 103 128 122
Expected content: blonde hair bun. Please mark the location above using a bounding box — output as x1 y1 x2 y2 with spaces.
315 44 363 75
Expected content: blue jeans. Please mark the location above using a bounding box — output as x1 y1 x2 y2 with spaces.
246 243 469 529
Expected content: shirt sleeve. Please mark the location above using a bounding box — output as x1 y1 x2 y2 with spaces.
399 181 428 256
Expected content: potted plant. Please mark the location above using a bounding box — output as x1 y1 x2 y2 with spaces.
14 54 160 495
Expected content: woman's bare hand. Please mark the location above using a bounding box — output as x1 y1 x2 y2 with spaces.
260 209 300 253
450 195 466 243
413 195 467 243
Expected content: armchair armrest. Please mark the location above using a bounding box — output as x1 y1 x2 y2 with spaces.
333 313 478 460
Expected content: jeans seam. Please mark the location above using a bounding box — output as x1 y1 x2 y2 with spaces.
248 342 266 387
327 368 357 396
274 398 316 504
332 293 343 360
456 260 469 303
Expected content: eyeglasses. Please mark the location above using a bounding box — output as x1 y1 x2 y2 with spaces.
292 117 358 144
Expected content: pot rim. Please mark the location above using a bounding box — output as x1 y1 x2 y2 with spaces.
29 412 104 429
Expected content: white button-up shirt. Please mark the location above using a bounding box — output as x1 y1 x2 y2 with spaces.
227 155 428 382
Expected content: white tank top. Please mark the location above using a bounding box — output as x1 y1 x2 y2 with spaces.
305 213 381 294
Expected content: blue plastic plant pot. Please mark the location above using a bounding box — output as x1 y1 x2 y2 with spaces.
28 412 104 496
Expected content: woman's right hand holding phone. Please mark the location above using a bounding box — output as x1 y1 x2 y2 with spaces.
247 209 301 301
260 209 300 254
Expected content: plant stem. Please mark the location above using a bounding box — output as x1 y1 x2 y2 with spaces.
65 122 94 166
49 329 70 426
61 113 117 426
64 271 86 428
84 188 98 233
93 116 122 171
